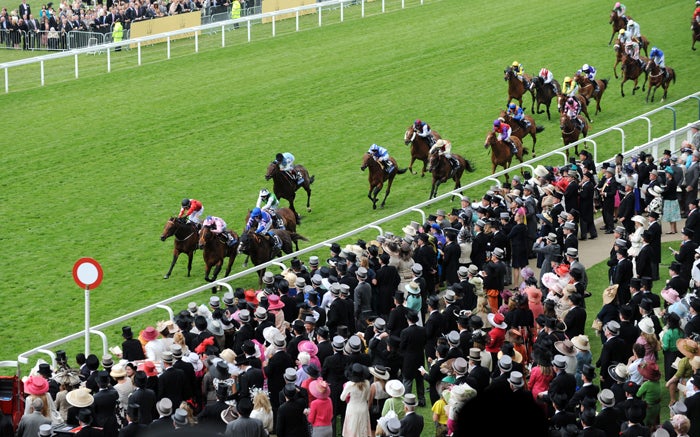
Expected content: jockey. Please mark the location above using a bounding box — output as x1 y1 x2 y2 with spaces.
538 68 558 94
256 188 284 228
506 102 530 129
245 207 282 253
413 119 435 146
493 119 518 156
613 2 626 18
620 29 640 61
178 198 204 224
368 143 395 173
275 152 304 185
564 97 585 132
626 19 640 40
428 138 460 171
649 46 667 76
579 64 599 93
694 4 700 25
511 61 529 87
561 76 579 97
203 215 236 246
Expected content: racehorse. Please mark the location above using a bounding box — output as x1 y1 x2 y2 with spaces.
693 20 700 51
160 217 198 279
197 224 239 283
483 131 528 184
557 94 593 123
645 61 676 103
609 10 627 45
265 159 314 222
244 207 298 247
426 152 475 200
361 152 407 210
620 53 648 97
529 76 560 120
560 113 589 157
504 67 534 111
573 72 609 115
498 110 545 157
238 229 307 285
403 125 442 177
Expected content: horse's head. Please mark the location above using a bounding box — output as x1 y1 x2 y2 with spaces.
160 217 176 241
504 67 513 81
427 151 440 171
484 131 495 149
238 231 250 254
404 126 416 145
265 160 280 181
361 152 372 171
530 76 542 90
610 10 616 23
198 225 212 249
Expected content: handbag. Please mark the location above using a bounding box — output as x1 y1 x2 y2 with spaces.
614 189 621 208
370 397 382 417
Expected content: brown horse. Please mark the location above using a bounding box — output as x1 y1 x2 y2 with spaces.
160 217 199 279
693 21 700 51
504 67 534 111
265 159 314 222
573 73 609 115
609 10 627 45
244 207 298 247
483 131 528 184
620 53 648 97
557 94 593 123
560 113 589 157
529 76 560 120
498 110 545 157
197 225 239 283
238 229 307 285
403 125 441 177
426 152 475 200
361 153 407 209
645 61 676 103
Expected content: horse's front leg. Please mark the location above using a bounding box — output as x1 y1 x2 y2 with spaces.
164 251 179 279
186 252 194 277
408 156 416 175
380 180 393 208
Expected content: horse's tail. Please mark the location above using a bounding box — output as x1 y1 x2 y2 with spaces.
308 175 315 185
601 78 609 87
535 125 545 133
290 232 309 243
671 69 676 84
395 167 408 175
464 160 476 173
522 147 530 156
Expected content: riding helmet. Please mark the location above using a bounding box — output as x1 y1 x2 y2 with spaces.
414 119 421 126
275 153 284 162
181 198 190 207
619 29 625 35
493 119 501 127
582 64 589 71
564 76 571 83
512 61 519 67
509 103 516 110
260 188 270 197
251 207 262 218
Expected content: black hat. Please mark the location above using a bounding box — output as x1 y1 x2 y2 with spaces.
330 243 341 255
122 326 134 339
55 350 67 364
393 291 405 303
234 355 250 366
405 310 419 324
582 364 596 380
630 278 642 289
283 383 297 399
78 408 93 425
38 363 52 377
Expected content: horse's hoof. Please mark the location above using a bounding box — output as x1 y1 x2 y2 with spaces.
306 208 311 212
205 277 213 283
372 204 377 210
163 274 170 279
242 262 248 268
532 153 536 158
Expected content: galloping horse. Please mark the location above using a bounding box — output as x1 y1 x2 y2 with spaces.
693 20 700 51
645 61 676 103
504 67 534 111
529 76 560 120
198 225 239 283
244 207 298 248
498 110 544 157
483 131 528 184
265 159 314 222
426 152 475 200
573 73 609 115
620 53 648 97
160 217 199 279
560 113 589 157
557 94 593 124
609 10 627 45
403 125 441 176
238 229 307 285
361 153 407 209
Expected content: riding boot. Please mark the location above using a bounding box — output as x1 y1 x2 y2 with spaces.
227 234 237 247
507 139 518 155
577 118 585 132
296 171 304 185
450 157 460 170
386 162 394 174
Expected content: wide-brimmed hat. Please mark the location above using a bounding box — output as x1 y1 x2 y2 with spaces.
244 289 259 306
405 281 421 295
267 294 285 310
110 365 127 379
23 375 49 395
141 360 158 377
678 338 700 358
639 318 655 335
298 340 318 356
346 363 370 383
369 365 390 381
497 343 522 363
386 379 405 397
639 361 661 382
554 340 576 357
603 284 619 304
142 326 159 341
66 387 94 408
309 379 330 399
662 288 680 304
487 312 507 329
571 335 590 351
631 215 647 225
54 369 81 387
608 363 629 383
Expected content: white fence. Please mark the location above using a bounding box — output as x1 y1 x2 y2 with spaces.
0 0 426 93
15 91 700 369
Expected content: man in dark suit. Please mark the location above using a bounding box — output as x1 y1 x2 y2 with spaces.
386 292 409 338
674 227 698 286
613 248 634 305
120 326 145 362
375 253 401 318
617 180 636 234
119 403 148 437
400 310 427 406
413 233 438 293
686 198 700 243
326 284 347 337
128 371 156 425
564 173 580 213
635 231 654 280
685 152 700 214
646 211 662 280
595 388 623 437
563 293 587 339
195 384 228 435
286 319 307 362
441 230 461 286
170 344 195 403
148 397 173 435
666 261 689 297
235 354 264 401
399 394 424 437
685 298 700 338
233 309 255 355
598 166 618 233
470 219 491 270
579 171 598 240
157 352 186 409
264 334 294 423
423 296 445 361
596 322 630 389
18 0 30 19
548 355 577 405
322 336 347 436
92 372 120 437
684 374 700 437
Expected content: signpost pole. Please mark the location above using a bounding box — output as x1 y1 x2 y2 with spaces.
85 285 90 355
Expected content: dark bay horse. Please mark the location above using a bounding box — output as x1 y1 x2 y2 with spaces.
693 21 700 51
609 10 627 45
244 207 298 247
560 114 589 157
426 152 475 200
160 217 198 279
573 73 608 115
238 229 307 285
265 159 314 222
198 225 239 283
645 61 676 103
620 53 648 97
529 76 560 120
504 67 534 111
403 125 441 176
361 153 407 209
498 110 544 157
557 94 593 123
483 131 528 184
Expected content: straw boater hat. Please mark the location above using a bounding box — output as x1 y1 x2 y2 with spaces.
608 363 629 383
385 379 405 398
369 365 390 381
603 284 619 305
571 335 591 352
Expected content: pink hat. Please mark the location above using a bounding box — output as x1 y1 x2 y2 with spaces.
24 375 49 395
141 326 159 342
309 379 330 399
525 286 542 303
139 360 158 377
298 340 318 356
268 294 285 311
662 288 680 304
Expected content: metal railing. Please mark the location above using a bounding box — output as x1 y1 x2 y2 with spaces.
15 92 700 370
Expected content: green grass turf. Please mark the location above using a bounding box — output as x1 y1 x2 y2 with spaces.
1 0 699 421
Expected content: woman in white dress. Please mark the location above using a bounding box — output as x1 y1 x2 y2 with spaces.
629 215 647 276
340 363 372 437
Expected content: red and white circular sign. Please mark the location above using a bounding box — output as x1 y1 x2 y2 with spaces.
72 257 103 289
